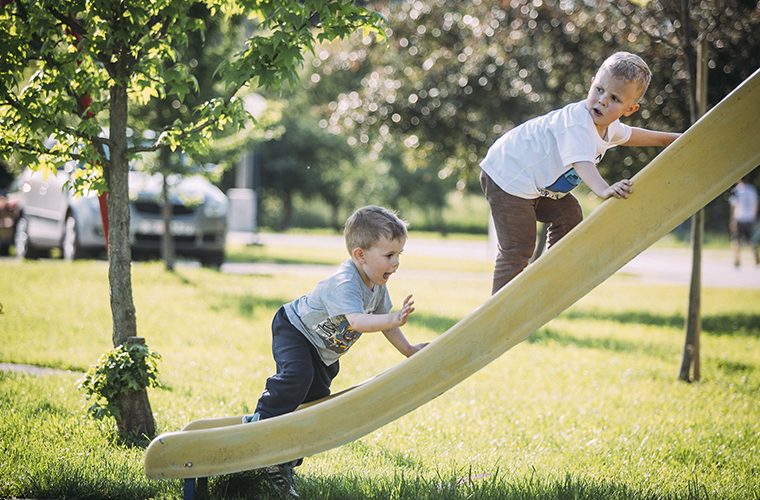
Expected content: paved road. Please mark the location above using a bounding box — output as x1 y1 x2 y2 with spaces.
1 232 756 289
225 232 760 289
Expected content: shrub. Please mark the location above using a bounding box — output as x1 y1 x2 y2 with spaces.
78 341 161 421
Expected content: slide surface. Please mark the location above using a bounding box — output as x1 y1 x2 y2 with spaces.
145 69 760 480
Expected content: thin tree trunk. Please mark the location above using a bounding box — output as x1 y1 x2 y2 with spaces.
680 211 702 381
108 83 138 348
281 191 293 230
679 19 707 382
107 82 156 439
160 147 175 272
114 337 156 441
330 203 341 232
530 223 548 263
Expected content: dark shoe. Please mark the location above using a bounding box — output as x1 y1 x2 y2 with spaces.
264 462 299 498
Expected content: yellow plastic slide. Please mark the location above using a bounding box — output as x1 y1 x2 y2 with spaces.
145 69 760 480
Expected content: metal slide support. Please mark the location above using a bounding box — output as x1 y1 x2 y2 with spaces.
183 478 195 500
183 477 208 500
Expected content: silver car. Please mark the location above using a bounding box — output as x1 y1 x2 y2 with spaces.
13 164 228 266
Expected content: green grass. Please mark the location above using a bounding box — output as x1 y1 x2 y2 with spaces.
225 238 493 273
1 245 759 499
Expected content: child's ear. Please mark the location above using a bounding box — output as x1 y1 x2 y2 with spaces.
623 102 640 117
350 246 365 262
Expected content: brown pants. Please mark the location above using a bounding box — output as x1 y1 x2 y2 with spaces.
480 170 583 294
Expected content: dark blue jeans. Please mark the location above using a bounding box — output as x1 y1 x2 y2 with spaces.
255 307 340 420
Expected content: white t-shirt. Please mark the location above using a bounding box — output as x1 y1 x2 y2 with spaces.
729 183 759 223
480 101 632 199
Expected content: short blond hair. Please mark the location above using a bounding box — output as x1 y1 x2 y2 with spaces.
344 205 407 251
599 51 652 99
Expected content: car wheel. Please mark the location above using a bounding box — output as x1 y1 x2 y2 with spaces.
14 215 40 260
62 214 85 260
0 238 9 256
200 251 225 269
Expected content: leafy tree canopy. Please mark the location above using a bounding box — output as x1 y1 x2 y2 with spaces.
0 0 385 191
312 0 758 190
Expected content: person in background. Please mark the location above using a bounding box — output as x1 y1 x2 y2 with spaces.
728 176 759 267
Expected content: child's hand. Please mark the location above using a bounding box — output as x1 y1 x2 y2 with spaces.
394 294 415 327
405 342 429 357
604 179 633 199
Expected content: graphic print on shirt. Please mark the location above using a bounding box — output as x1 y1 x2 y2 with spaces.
538 168 582 199
314 314 362 354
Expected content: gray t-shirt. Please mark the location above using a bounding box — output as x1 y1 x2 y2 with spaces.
284 259 393 365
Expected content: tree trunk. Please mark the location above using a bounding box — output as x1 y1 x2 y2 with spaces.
107 83 138 348
115 389 156 440
530 223 548 263
679 23 707 382
107 82 156 439
680 211 702 381
160 147 175 272
114 337 157 440
280 191 293 230
330 203 341 232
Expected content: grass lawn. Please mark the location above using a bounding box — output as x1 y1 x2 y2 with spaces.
0 242 758 499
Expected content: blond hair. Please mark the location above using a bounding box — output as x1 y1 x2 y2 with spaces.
600 51 652 99
344 205 407 251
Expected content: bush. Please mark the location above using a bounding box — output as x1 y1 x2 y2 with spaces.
78 340 161 421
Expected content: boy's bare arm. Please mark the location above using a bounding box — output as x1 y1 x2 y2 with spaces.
625 127 681 147
573 161 633 200
345 294 415 333
382 326 428 357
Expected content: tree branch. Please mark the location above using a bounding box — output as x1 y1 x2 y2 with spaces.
0 140 88 163
1 93 112 150
128 81 248 154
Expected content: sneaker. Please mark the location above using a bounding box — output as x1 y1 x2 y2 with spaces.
241 412 261 424
264 462 299 498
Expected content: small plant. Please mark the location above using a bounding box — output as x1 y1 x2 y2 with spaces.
78 341 162 421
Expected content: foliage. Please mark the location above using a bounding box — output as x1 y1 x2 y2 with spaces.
313 0 759 190
78 342 162 421
247 0 758 233
0 0 385 179
257 92 356 229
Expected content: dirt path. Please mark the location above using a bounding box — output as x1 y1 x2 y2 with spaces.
0 362 79 376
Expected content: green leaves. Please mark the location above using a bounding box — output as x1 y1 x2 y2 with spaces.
1 0 384 192
78 342 162 421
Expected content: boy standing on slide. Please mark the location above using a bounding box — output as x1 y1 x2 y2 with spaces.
480 51 681 294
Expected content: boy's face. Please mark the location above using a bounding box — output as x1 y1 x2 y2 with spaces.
585 68 642 133
351 235 406 288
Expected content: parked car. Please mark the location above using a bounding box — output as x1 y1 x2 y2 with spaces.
13 164 228 266
0 186 21 256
